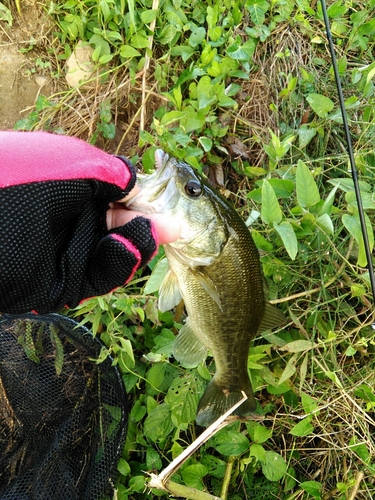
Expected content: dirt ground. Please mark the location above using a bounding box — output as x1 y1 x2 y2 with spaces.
0 1 53 130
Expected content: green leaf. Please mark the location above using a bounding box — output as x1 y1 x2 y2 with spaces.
298 125 317 148
165 372 202 426
117 458 131 476
261 179 282 225
119 45 141 58
189 27 206 47
199 136 213 152
140 9 157 24
278 353 297 385
296 160 320 208
301 392 318 414
316 213 334 235
247 421 272 443
274 221 298 260
0 3 13 26
342 213 374 266
306 93 335 118
144 258 169 294
144 404 174 442
49 324 64 376
300 481 322 499
289 417 314 437
146 449 162 471
245 0 270 25
212 430 250 456
249 443 266 462
280 340 315 353
181 464 207 490
261 451 287 481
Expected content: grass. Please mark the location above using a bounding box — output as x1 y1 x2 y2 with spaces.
1 0 375 498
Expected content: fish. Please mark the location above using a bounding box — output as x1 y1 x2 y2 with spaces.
127 150 285 427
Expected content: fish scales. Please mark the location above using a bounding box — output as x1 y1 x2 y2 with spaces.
127 150 284 426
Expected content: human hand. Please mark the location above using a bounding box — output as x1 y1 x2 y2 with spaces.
107 185 181 245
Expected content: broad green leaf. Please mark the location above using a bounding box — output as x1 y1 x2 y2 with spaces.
249 443 266 462
119 45 141 58
280 340 315 353
199 136 213 152
319 185 338 216
160 110 184 126
301 392 318 414
316 213 334 234
146 363 167 389
131 33 150 48
325 371 343 388
245 0 270 25
306 93 335 117
274 221 298 260
328 178 371 193
0 3 12 26
211 430 250 456
298 125 317 148
289 417 314 437
146 449 162 471
261 451 287 481
278 353 297 385
247 421 272 443
130 400 147 423
181 464 207 490
117 458 131 476
300 481 322 498
140 9 157 24
144 404 174 442
296 160 320 208
165 372 202 426
189 27 206 47
342 213 374 266
346 190 375 210
144 258 169 294
261 179 282 225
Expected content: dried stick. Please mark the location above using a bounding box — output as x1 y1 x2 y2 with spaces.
148 393 248 499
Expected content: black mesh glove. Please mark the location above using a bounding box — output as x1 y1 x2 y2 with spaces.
0 131 157 314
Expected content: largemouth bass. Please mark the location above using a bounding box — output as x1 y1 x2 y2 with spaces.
127 150 285 427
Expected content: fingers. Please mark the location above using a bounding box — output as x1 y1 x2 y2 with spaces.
107 207 181 245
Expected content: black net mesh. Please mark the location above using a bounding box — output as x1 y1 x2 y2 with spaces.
0 313 128 500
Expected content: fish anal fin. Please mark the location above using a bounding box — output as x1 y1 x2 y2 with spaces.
196 378 257 427
257 302 286 333
173 317 208 368
158 269 182 312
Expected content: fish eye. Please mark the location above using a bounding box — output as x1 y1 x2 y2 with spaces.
184 180 202 197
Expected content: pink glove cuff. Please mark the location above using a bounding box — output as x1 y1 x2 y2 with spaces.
0 131 133 190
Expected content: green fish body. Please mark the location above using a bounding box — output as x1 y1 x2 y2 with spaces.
127 150 284 426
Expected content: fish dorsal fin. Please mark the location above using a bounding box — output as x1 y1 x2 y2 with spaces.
192 268 222 311
158 269 182 312
173 317 208 368
257 302 286 333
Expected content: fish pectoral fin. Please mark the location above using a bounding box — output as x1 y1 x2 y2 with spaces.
257 302 286 333
173 317 208 368
158 269 182 312
193 268 222 311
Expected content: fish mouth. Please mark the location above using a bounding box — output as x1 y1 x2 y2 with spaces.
126 150 177 213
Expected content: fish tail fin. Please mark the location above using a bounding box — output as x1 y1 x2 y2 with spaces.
196 378 257 427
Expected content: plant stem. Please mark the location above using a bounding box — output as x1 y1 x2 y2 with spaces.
220 456 235 499
148 476 223 500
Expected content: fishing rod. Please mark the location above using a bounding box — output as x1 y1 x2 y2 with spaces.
319 0 375 309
